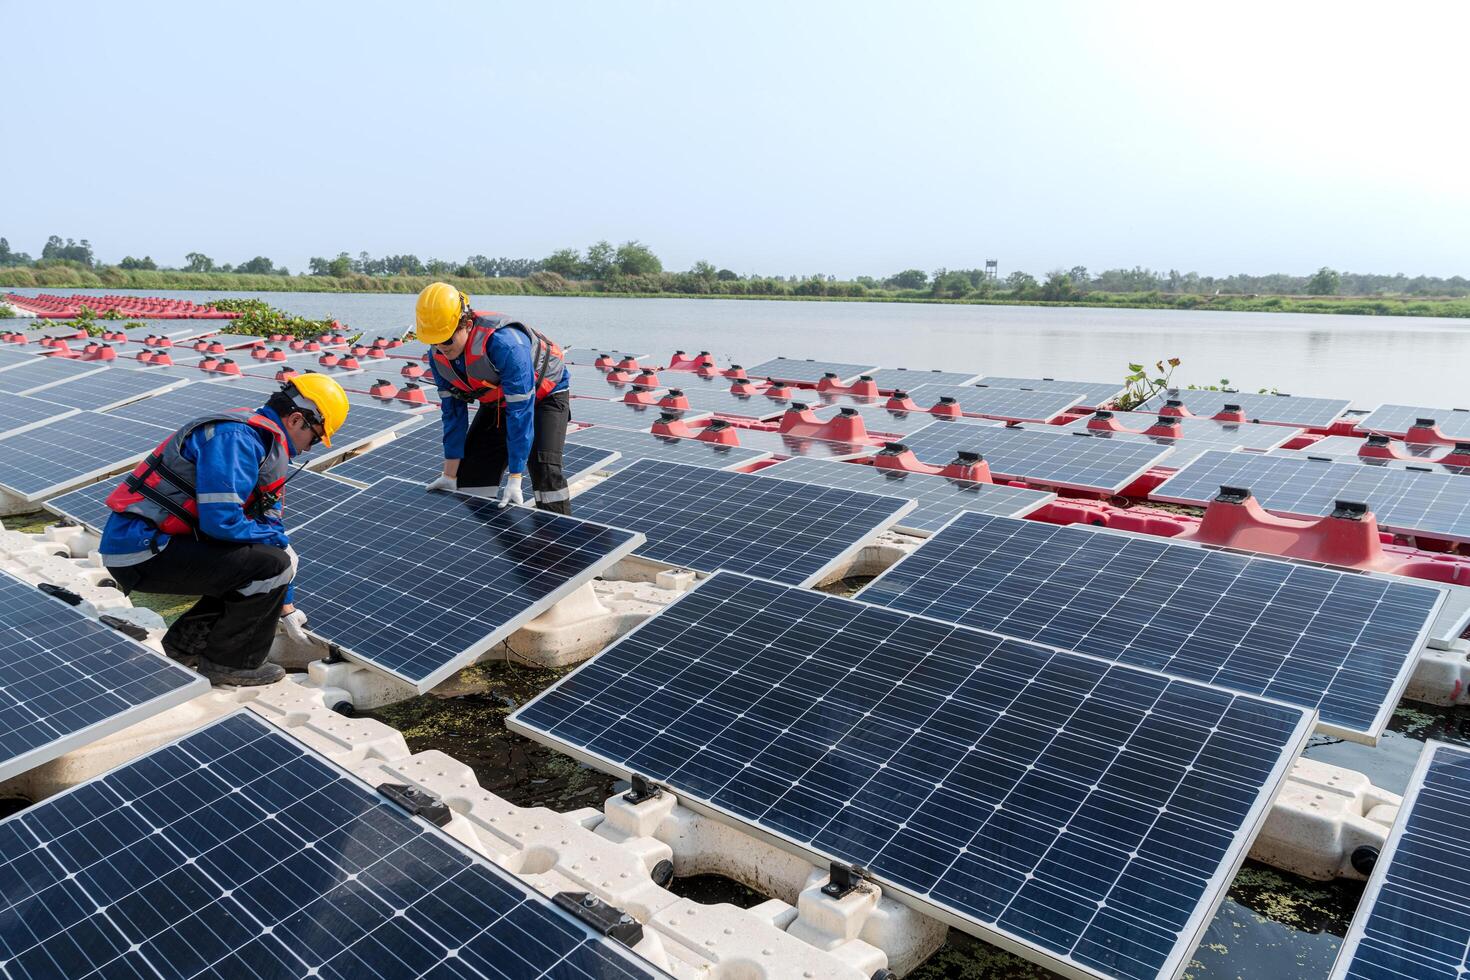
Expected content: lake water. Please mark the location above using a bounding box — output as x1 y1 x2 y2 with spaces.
10 288 1468 409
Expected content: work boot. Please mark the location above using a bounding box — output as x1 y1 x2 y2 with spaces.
159 634 200 667
196 658 285 687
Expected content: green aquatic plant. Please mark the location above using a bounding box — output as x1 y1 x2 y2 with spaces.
1115 357 1180 411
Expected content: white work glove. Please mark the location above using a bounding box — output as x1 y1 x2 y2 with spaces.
498 473 528 509
280 608 310 643
426 473 457 493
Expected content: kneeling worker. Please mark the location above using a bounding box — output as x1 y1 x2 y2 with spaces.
414 282 572 513
99 375 350 686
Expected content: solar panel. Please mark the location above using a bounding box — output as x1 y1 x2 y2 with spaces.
1152 450 1470 543
0 710 668 980
183 332 266 349
696 424 877 461
326 423 618 487
899 419 1174 493
826 403 940 438
290 477 642 690
0 356 107 393
0 345 38 366
907 384 1084 423
1356 403 1470 440
563 346 651 365
25 368 187 412
104 382 262 428
0 393 77 437
564 425 771 474
0 568 207 782
110 347 210 370
569 397 710 429
758 457 1055 534
569 458 913 585
865 366 982 391
1330 740 1470 980
863 511 1442 739
675 387 793 419
744 357 879 385
1296 434 1448 462
1273 442 1470 478
116 322 213 341
509 570 1313 980
1062 411 1301 451
1047 429 1229 469
0 411 169 502
975 376 1126 409
1139 389 1350 428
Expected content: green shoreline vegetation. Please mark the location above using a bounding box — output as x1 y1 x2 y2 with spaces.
5 235 1470 317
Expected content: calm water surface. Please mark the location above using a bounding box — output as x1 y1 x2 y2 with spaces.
13 289 1469 408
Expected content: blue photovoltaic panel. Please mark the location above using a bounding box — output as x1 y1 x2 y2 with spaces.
1330 740 1470 980
907 384 1084 423
1048 429 1226 470
744 357 879 385
182 332 266 349
1152 450 1470 543
975 376 1126 410
116 322 216 341
697 424 877 461
0 393 76 436
0 568 207 782
0 711 668 980
0 411 169 501
861 511 1442 740
1356 404 1470 441
569 458 913 585
563 346 651 365
26 367 185 412
1140 389 1350 428
866 366 982 391
343 380 443 409
327 423 617 487
836 404 946 439
291 477 643 690
510 571 1313 980
1062 411 1301 451
1278 436 1470 477
109 348 209 370
675 386 794 419
565 425 770 474
899 419 1174 493
0 356 107 393
569 397 710 429
0 345 38 367
758 457 1055 534
104 382 262 428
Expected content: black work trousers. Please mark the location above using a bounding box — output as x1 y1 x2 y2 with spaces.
107 537 292 670
458 390 572 515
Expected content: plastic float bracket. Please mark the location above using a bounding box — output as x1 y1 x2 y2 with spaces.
1180 486 1385 569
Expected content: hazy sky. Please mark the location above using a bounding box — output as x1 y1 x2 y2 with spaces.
5 0 1466 278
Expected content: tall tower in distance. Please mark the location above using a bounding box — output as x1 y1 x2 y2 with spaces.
985 259 999 280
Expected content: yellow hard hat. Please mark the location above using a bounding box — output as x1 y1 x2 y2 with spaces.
287 373 350 448
415 282 469 344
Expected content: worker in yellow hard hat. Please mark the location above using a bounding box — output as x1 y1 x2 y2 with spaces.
100 374 351 686
415 282 573 513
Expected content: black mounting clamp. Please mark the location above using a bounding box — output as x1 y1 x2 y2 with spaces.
623 774 662 805
37 582 83 606
821 861 866 899
100 615 149 641
377 783 453 827
1215 485 1253 504
1331 500 1370 521
553 892 644 947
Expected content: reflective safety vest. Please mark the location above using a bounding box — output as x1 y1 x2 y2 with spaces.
431 313 567 406
105 411 290 536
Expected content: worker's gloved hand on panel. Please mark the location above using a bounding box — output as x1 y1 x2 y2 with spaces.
426 473 457 493
498 473 527 509
280 607 310 644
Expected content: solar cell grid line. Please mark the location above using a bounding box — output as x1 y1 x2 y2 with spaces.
564 425 771 475
508 570 1315 980
325 423 618 487
0 393 78 438
42 480 115 533
898 419 1175 493
906 384 1085 423
974 376 1127 410
0 568 208 783
24 368 188 412
289 477 643 690
1062 411 1302 451
1152 449 1470 544
743 357 880 385
1357 403 1470 441
1329 740 1470 980
0 355 108 394
1139 390 1352 429
569 396 711 429
0 710 671 980
0 345 38 366
865 366 983 391
1054 429 1233 470
757 457 1056 535
103 381 262 428
859 511 1444 741
0 411 171 502
569 458 914 585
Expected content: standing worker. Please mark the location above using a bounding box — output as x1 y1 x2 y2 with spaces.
415 282 573 513
98 376 350 686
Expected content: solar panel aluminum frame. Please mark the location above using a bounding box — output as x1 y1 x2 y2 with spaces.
26 370 191 413
292 477 647 692
0 574 209 782
1327 739 1463 980
508 570 1316 980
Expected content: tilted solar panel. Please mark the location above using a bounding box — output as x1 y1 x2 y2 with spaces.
563 346 651 365
1356 403 1470 440
0 393 77 437
510 570 1313 980
866 366 982 391
0 711 668 979
571 458 913 585
697 424 877 461
1272 442 1470 478
1139 389 1350 428
675 387 794 419
0 411 170 502
1152 449 1470 543
898 419 1174 493
0 356 107 393
1062 411 1301 451
569 397 710 429
860 511 1443 741
1049 429 1229 469
975 376 1126 409
104 382 263 428
1330 740 1470 980
290 477 643 690
326 423 617 487
836 404 946 438
744 357 879 385
27 368 187 412
0 569 207 782
906 384 1084 423
565 425 770 474
757 457 1055 534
